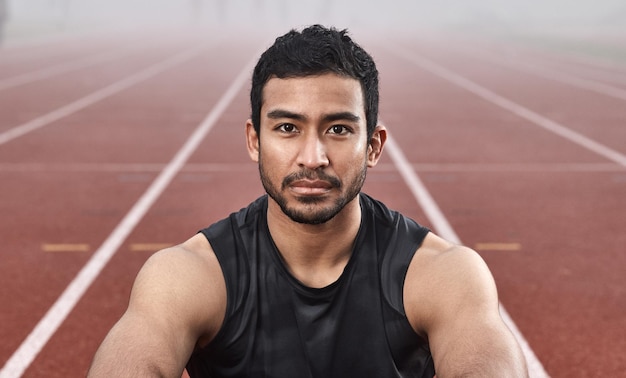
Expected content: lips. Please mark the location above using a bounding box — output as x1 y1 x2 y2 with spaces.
289 179 333 195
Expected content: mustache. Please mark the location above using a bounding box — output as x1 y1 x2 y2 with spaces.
282 169 342 190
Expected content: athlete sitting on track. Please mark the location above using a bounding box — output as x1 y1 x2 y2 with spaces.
88 25 529 377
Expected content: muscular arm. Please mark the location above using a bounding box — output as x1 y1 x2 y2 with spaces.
87 234 226 377
405 233 528 377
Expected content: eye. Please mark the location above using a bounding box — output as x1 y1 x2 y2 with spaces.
328 125 351 135
276 123 298 133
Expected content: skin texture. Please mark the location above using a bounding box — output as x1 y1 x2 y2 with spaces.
87 73 528 377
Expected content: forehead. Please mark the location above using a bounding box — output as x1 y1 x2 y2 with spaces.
261 73 365 116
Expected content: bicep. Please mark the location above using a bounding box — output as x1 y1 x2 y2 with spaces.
406 239 528 377
89 242 226 377
89 309 187 377
429 304 526 377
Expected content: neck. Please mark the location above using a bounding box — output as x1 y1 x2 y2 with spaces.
266 195 362 288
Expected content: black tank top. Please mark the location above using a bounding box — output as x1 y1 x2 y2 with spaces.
187 193 435 378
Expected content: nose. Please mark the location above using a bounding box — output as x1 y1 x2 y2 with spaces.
296 133 329 170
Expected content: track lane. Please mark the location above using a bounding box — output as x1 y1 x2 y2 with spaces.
15 37 266 377
452 41 626 95
0 35 128 79
385 42 626 162
0 42 211 144
0 48 141 92
372 35 625 376
454 35 626 89
0 34 264 376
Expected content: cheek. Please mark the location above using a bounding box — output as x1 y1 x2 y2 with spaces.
344 141 370 165
259 145 290 175
260 136 300 164
261 142 279 159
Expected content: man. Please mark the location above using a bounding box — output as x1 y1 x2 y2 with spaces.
88 25 528 377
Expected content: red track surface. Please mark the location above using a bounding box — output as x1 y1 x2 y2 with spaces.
0 27 624 377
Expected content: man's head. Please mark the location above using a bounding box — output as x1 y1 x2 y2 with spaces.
246 26 386 225
250 24 379 141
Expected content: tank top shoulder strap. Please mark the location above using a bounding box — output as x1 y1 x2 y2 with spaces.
359 193 430 312
198 195 267 320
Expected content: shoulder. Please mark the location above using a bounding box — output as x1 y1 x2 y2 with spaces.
87 235 227 376
409 233 493 285
131 233 227 346
403 234 529 376
139 233 223 292
403 233 498 335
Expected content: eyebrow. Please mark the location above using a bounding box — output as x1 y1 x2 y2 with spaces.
323 112 361 124
267 109 361 123
267 109 306 121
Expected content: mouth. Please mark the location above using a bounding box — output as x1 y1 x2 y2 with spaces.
289 179 334 196
282 169 342 197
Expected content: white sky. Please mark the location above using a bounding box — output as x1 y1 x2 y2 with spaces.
5 0 626 33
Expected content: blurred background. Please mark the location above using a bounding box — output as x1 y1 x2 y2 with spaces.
2 0 626 40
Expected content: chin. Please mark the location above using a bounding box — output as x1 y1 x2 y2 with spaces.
281 195 348 225
294 194 329 205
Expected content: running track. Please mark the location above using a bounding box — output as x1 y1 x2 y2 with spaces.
0 27 624 377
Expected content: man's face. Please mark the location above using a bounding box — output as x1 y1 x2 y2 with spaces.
246 73 381 225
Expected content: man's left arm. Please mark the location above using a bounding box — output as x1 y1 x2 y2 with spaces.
405 233 529 377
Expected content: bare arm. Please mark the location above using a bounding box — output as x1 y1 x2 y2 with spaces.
87 234 226 377
405 233 528 377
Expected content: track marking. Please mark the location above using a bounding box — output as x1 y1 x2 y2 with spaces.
408 162 623 172
1 162 621 173
0 43 208 147
42 244 90 252
386 44 626 168
456 43 626 101
129 243 174 252
0 163 166 172
0 51 259 378
493 38 626 75
505 54 626 87
0 50 129 92
384 132 549 377
475 243 522 251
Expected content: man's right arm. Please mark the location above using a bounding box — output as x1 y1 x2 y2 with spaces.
87 234 226 377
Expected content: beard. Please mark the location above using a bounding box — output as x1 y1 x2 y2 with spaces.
259 160 367 225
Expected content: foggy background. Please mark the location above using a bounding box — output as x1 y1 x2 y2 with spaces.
2 0 626 41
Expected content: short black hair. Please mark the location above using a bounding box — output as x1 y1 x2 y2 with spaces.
250 25 379 140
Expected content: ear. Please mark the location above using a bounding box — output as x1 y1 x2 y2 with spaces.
367 124 387 167
245 119 260 163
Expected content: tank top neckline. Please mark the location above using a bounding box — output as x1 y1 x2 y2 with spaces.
260 194 367 298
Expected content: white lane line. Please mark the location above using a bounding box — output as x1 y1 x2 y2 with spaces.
0 49 128 92
0 44 207 146
384 133 461 243
386 45 626 168
513 43 626 75
0 52 258 378
458 44 626 101
406 162 623 173
384 132 550 378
